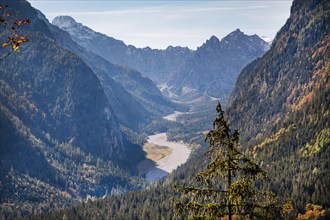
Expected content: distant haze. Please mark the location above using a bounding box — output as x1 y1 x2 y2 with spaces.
29 0 292 49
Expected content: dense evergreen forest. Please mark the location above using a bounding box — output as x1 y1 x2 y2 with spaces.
0 0 329 219
31 0 329 219
227 0 330 211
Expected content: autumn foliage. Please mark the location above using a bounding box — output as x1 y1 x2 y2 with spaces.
296 204 327 220
0 4 30 60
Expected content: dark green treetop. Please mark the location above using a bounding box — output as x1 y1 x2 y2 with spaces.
174 102 279 220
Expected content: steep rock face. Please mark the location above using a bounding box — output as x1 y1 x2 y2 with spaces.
53 16 181 118
52 16 128 64
0 32 124 161
52 17 268 103
52 16 192 84
0 1 144 216
170 30 269 102
42 15 151 130
227 0 329 209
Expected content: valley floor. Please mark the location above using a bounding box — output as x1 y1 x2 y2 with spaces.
140 112 192 182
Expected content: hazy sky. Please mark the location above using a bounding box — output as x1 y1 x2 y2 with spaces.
28 1 293 49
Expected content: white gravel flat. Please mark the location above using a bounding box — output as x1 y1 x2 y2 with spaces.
145 133 191 182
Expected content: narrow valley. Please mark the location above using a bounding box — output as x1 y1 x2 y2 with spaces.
141 112 192 182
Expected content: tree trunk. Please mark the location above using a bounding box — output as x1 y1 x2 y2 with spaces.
228 153 232 220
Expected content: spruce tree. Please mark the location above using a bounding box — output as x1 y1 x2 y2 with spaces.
174 103 278 220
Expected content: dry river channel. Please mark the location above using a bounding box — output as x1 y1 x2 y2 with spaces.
144 112 191 182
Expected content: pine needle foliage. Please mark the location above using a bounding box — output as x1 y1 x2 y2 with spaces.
174 103 278 220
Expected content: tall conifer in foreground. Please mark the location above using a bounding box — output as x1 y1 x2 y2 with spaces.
174 103 278 220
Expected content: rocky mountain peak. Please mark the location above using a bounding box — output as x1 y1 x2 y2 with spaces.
223 28 248 42
208 35 220 44
231 28 244 36
52 15 78 29
52 15 113 48
198 35 220 51
220 28 269 52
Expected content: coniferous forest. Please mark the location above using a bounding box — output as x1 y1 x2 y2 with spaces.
0 0 329 219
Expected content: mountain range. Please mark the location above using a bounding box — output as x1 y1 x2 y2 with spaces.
0 0 146 216
52 16 269 103
31 0 329 219
1 0 329 218
42 13 181 131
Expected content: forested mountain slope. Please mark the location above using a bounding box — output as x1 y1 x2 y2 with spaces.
227 0 330 210
40 13 179 131
0 1 145 218
36 0 330 219
52 16 184 117
41 13 151 131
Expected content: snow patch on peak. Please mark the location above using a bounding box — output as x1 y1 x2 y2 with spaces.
52 16 77 29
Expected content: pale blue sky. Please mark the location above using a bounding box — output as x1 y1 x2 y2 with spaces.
28 1 293 49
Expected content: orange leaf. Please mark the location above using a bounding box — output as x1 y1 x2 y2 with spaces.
12 44 20 51
13 20 22 25
23 19 30 24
